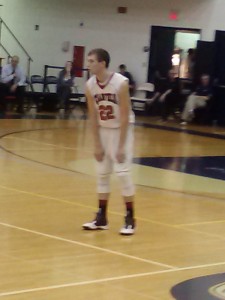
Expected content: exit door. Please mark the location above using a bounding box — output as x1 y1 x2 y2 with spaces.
73 46 85 77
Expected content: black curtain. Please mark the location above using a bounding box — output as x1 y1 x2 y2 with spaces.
215 30 225 85
214 30 225 125
148 26 175 82
194 40 215 86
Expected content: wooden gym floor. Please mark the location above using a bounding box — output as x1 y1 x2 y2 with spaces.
0 111 225 299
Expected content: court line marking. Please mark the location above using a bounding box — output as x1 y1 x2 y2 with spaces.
0 184 96 210
3 135 92 152
135 121 225 141
0 184 175 227
0 126 225 296
0 221 175 269
2 128 225 205
1 129 225 235
1 259 225 297
177 219 225 226
1 149 74 152
1 184 225 242
173 225 225 241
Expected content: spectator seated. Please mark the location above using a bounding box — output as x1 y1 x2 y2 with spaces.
180 74 213 126
193 95 214 124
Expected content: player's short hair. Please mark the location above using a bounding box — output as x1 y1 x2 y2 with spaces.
88 48 110 68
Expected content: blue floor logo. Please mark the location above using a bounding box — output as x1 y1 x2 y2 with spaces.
133 156 225 181
209 282 225 298
171 273 225 299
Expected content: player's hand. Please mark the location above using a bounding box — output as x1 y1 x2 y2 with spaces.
94 147 105 162
116 148 125 163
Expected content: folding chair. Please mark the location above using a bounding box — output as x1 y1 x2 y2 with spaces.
131 83 155 112
44 76 58 92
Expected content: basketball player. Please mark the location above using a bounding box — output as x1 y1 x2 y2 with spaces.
82 48 135 235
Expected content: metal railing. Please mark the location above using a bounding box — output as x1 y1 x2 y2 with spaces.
0 43 11 62
0 17 33 76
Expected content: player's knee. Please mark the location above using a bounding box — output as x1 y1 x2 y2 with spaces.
117 171 135 196
97 173 110 194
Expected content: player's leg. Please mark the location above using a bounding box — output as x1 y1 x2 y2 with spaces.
83 128 112 230
93 158 112 229
82 160 112 230
113 125 136 235
118 175 135 235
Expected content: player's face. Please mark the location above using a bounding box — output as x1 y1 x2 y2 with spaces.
87 54 104 75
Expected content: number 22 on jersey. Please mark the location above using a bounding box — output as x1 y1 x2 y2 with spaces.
99 105 115 121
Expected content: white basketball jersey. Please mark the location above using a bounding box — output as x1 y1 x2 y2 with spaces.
87 72 135 128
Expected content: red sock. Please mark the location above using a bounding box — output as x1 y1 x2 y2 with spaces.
125 201 134 218
98 200 107 216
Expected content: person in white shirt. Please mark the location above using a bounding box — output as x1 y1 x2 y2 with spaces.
0 55 26 113
82 48 136 235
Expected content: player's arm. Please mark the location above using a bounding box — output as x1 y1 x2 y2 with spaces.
85 85 104 162
117 80 130 163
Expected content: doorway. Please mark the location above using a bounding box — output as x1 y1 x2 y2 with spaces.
148 26 201 82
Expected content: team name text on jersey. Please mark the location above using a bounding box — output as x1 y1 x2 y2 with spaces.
94 93 117 105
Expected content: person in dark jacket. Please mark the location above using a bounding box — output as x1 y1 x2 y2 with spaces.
57 61 75 110
159 69 180 121
119 64 135 95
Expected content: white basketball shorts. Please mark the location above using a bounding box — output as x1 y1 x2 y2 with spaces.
96 124 134 176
